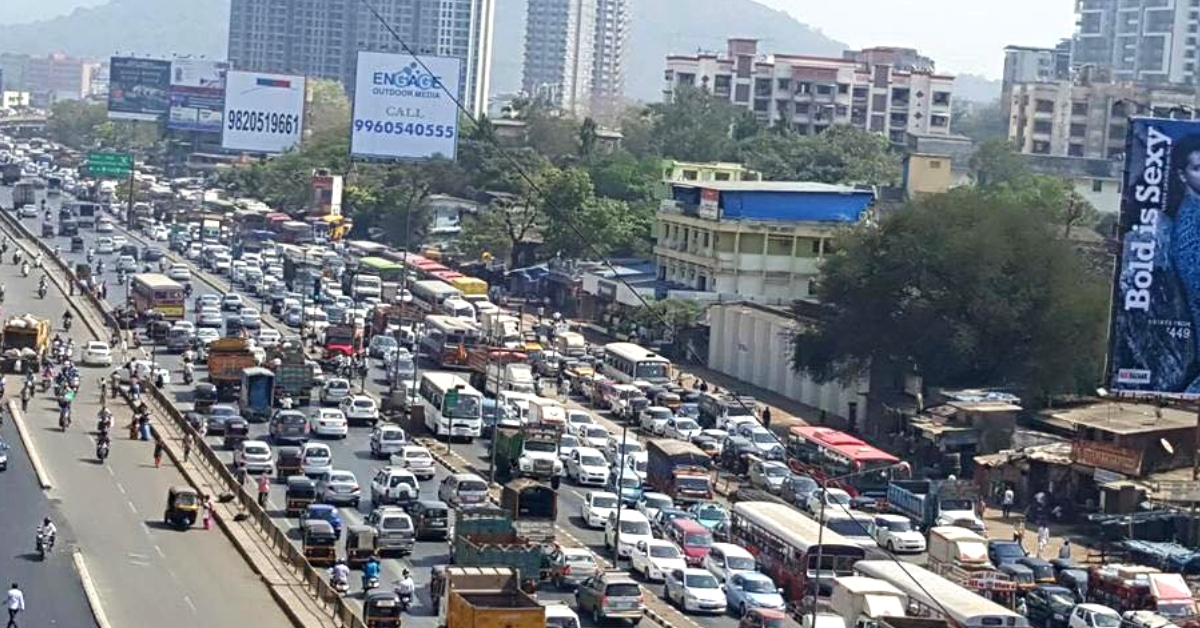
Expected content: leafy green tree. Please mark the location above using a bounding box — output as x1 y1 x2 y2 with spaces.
306 79 352 137
792 185 1109 402
629 299 703 339
47 100 107 148
952 99 1009 142
456 198 541 268
740 125 900 185
579 117 598 157
645 85 738 162
969 138 1031 188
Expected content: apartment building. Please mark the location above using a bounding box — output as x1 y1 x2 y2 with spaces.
23 54 94 102
663 39 954 143
522 0 596 115
1071 0 1197 85
653 180 875 302
227 0 495 116
590 0 629 119
1001 43 1072 120
1007 74 1200 159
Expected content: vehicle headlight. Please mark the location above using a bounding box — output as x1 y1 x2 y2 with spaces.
553 460 563 472
518 457 532 470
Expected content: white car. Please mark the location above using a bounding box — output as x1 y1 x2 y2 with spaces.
580 490 619 528
116 255 137 272
604 510 653 558
639 406 674 435
96 219 114 233
317 469 361 507
151 226 169 241
579 425 610 450
703 543 758 583
300 442 334 477
636 492 675 521
565 410 595 436
18 205 37 218
370 424 407 459
868 513 926 554
664 417 702 441
390 445 435 479
81 341 113 366
111 235 127 249
307 408 348 438
566 447 611 486
95 237 114 254
220 293 244 312
256 328 281 347
239 307 262 328
117 360 171 385
194 328 220 345
1069 605 1122 628
234 439 274 474
630 539 687 582
166 264 191 281
321 378 351 405
340 395 379 425
806 488 853 519
664 568 727 614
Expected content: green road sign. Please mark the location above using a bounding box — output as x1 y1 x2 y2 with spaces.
87 152 132 178
445 389 459 412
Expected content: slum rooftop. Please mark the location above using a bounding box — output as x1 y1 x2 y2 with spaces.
1041 402 1196 435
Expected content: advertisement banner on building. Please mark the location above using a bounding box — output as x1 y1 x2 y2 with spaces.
220 70 306 154
349 51 461 160
107 57 171 121
1072 440 1144 477
1108 117 1200 396
167 59 229 133
698 188 720 220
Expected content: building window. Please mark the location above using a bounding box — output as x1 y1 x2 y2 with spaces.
932 91 951 106
930 114 949 128
1071 102 1088 116
852 86 868 99
1033 120 1053 134
796 102 810 114
929 160 942 169
811 239 821 255
1032 140 1051 154
1070 123 1087 137
714 75 731 91
1093 179 1104 192
753 98 769 112
777 78 790 90
754 78 772 97
838 83 849 94
815 84 834 95
682 170 698 181
795 82 811 94
714 172 730 181
1069 144 1085 157
1035 99 1055 113
734 84 750 102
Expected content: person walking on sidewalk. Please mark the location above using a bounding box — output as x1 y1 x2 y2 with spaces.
182 433 193 463
153 438 164 468
1002 486 1015 519
256 474 271 508
202 494 213 530
5 583 24 628
1013 518 1026 551
1037 521 1051 558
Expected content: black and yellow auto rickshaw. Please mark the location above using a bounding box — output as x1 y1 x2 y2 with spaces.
70 236 83 253
285 476 316 517
163 485 200 530
193 383 217 414
301 519 338 566
223 418 249 450
363 591 401 628
276 446 302 480
344 525 377 568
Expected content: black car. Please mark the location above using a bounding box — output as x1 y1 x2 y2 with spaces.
987 539 1028 566
1026 585 1077 628
142 247 165 262
781 473 819 508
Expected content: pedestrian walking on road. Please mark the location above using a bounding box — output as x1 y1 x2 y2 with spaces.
236 464 248 487
257 474 271 508
182 433 193 463
1013 518 1026 550
202 494 213 530
761 406 772 430
1059 538 1072 559
153 438 164 468
5 582 24 628
1037 522 1051 558
1002 486 1015 519
19 388 28 413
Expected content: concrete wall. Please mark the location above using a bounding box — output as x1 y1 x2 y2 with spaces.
707 303 867 424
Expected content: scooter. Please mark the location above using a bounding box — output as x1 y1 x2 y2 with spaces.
37 284 46 299
59 407 71 431
331 577 350 595
362 575 379 592
397 590 412 611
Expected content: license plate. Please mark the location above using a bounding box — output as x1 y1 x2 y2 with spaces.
430 521 445 527
610 602 633 610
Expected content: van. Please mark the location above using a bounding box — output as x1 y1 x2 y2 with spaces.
667 518 714 566
410 500 451 540
437 473 489 509
366 506 414 556
702 542 757 582
604 509 653 557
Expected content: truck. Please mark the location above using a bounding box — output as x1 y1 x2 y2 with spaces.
1 164 21 186
269 340 316 405
646 440 713 503
554 332 586 358
74 202 99 228
323 323 362 357
1 314 50 372
465 348 532 394
830 576 908 628
527 397 566 427
451 509 545 590
480 311 522 347
207 337 259 397
433 567 544 628
485 360 535 396
499 479 558 544
927 526 992 575
492 425 563 482
886 479 984 532
12 180 35 208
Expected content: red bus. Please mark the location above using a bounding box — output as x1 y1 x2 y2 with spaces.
730 501 865 604
785 426 910 498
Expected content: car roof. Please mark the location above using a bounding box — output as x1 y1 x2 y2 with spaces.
451 473 485 481
574 446 604 456
711 542 754 557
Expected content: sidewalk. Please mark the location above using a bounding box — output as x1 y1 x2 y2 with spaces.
980 506 1097 564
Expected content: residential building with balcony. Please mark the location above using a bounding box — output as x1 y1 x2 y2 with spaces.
1001 43 1072 121
1071 0 1199 86
663 38 955 143
654 180 875 303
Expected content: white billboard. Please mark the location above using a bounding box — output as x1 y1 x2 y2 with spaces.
168 59 229 133
221 70 306 154
350 52 461 160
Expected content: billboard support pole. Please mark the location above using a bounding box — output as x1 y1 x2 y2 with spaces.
125 166 136 230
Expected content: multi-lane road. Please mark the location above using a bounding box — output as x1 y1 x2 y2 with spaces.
0 186 296 628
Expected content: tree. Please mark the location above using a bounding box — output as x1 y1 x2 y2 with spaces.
953 99 1009 142
645 85 739 162
740 125 901 185
791 185 1109 403
306 79 352 137
579 117 598 158
46 100 107 148
457 198 542 268
970 138 1031 188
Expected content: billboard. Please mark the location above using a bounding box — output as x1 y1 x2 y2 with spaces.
1109 117 1200 396
220 70 306 154
107 57 171 121
168 59 229 133
349 52 461 160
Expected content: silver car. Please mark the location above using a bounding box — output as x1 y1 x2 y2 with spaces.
317 469 361 507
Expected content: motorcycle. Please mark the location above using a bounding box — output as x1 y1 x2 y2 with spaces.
397 590 412 611
20 263 28 278
63 317 72 332
182 368 194 385
362 575 379 592
58 407 71 431
36 530 54 559
96 440 109 462
331 577 350 596
37 284 46 299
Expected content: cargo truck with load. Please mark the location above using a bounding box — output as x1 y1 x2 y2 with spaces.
492 425 563 484
451 509 546 590
11 181 35 208
480 311 522 347
432 567 545 628
207 337 259 399
927 526 992 574
1 164 21 185
887 479 984 532
268 340 315 405
831 576 908 628
499 479 558 544
323 322 363 357
1 314 50 372
646 440 713 503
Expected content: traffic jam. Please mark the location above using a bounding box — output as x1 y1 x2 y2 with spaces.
4 135 1197 628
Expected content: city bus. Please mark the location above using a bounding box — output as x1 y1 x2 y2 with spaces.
602 342 672 384
345 240 389 260
410 280 463 313
420 315 480 369
357 257 406 282
419 371 483 441
785 426 911 498
729 501 866 605
130 273 186 320
852 560 1029 628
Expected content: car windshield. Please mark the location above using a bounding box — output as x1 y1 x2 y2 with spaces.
727 555 756 571
620 521 651 535
585 427 608 438
580 455 607 467
526 441 557 453
824 491 851 505
1159 602 1194 619
763 465 786 477
1093 614 1120 628
605 583 641 597
569 413 592 424
647 496 673 510
617 476 640 489
994 543 1025 558
1046 593 1076 609
381 517 411 531
458 480 487 492
566 554 595 566
695 506 726 521
742 578 776 593
685 573 719 589
592 496 618 509
619 443 644 455
651 409 672 419
684 533 712 547
244 445 269 455
751 431 775 444
884 519 913 532
329 473 355 483
678 476 709 490
447 395 480 419
354 399 375 408
675 419 699 431
560 435 579 448
826 519 870 537
650 544 681 558
374 337 397 348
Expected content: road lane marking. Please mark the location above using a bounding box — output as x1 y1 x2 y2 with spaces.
126 500 137 513
183 595 197 613
154 544 165 558
115 482 126 493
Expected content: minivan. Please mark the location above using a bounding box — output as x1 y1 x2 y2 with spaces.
437 473 490 509
703 542 757 582
604 510 653 557
269 410 309 445
667 518 713 566
409 500 451 540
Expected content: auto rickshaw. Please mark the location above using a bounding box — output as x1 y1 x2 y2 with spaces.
163 485 200 530
363 591 400 628
301 519 338 566
276 446 303 481
344 525 377 568
41 222 53 237
223 417 249 450
193 383 217 414
285 476 317 517
70 236 83 252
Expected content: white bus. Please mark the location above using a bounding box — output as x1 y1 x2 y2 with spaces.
419 372 483 441
602 342 672 384
852 560 1029 628
411 279 463 312
345 240 389 260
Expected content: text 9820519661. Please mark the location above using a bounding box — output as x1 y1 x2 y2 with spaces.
225 110 300 135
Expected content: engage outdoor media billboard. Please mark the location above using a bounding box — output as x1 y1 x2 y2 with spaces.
349 51 461 160
168 59 229 133
107 57 171 121
1109 117 1200 396
220 70 306 154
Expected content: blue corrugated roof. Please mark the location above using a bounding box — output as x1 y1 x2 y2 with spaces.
721 190 873 222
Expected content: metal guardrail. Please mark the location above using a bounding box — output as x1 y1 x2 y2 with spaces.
0 209 369 628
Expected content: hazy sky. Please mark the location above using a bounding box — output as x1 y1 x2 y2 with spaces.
755 0 1078 78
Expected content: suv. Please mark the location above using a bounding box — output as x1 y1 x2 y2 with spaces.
320 378 351 405
574 572 645 625
269 410 309 445
365 506 415 556
437 473 490 509
370 467 420 507
369 424 407 459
